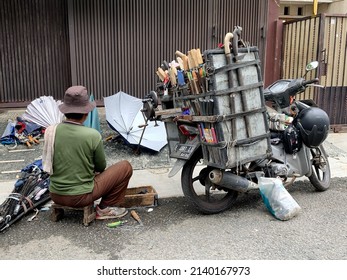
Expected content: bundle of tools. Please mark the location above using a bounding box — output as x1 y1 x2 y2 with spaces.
156 48 208 99
0 159 50 232
154 26 246 116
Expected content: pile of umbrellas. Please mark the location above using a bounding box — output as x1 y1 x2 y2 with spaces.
1 92 165 152
0 96 63 148
0 160 50 232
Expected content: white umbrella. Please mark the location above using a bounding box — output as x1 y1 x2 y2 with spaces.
22 96 64 128
104 91 167 152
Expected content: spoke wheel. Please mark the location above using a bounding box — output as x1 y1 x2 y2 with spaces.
181 148 238 214
309 145 331 191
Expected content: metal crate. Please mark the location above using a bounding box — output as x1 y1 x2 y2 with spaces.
201 47 271 168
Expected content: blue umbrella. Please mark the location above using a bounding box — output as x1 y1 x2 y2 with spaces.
83 93 101 133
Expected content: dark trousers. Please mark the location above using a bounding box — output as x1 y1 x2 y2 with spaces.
50 160 133 208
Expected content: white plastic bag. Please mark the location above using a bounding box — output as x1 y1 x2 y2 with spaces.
258 177 301 221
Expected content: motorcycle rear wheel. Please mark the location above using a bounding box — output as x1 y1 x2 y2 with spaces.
181 148 238 214
308 145 331 191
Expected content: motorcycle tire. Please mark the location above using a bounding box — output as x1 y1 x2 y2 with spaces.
308 144 331 191
181 148 238 214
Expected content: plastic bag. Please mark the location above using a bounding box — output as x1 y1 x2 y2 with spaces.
258 177 301 221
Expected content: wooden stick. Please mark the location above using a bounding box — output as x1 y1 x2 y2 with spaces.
1 170 21 174
155 108 182 117
0 159 25 163
8 149 35 153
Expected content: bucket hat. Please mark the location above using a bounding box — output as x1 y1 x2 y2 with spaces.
59 86 96 114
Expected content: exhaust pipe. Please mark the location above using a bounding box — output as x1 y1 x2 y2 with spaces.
209 169 258 193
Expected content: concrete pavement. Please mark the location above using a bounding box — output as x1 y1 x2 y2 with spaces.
1 132 347 205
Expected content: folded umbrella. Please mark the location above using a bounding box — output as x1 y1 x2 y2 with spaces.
83 93 101 132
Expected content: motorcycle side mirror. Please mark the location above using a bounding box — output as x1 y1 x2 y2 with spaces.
305 61 319 71
303 61 319 78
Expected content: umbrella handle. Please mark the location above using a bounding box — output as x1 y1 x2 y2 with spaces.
224 32 233 56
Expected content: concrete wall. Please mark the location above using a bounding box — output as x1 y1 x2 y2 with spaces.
326 0 347 13
280 0 347 19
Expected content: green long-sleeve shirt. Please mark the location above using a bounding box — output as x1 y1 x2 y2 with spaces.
49 122 106 195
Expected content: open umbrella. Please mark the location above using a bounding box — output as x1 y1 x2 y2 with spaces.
104 91 167 152
22 96 64 128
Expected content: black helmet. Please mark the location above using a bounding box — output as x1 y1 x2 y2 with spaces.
294 107 330 148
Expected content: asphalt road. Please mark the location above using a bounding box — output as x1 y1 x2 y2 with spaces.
0 177 346 260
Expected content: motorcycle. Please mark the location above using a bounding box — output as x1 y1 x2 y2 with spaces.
142 61 331 214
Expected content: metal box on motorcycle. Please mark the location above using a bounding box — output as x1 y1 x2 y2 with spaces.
202 47 271 168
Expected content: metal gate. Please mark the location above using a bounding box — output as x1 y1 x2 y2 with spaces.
282 14 347 128
0 0 269 108
68 0 268 101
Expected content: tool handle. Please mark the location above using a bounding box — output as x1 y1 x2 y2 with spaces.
175 50 189 70
105 135 113 141
131 210 141 222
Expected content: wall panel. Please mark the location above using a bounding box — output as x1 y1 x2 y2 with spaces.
0 0 71 107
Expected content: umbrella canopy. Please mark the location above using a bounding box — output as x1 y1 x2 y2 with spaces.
104 91 167 152
22 96 64 128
